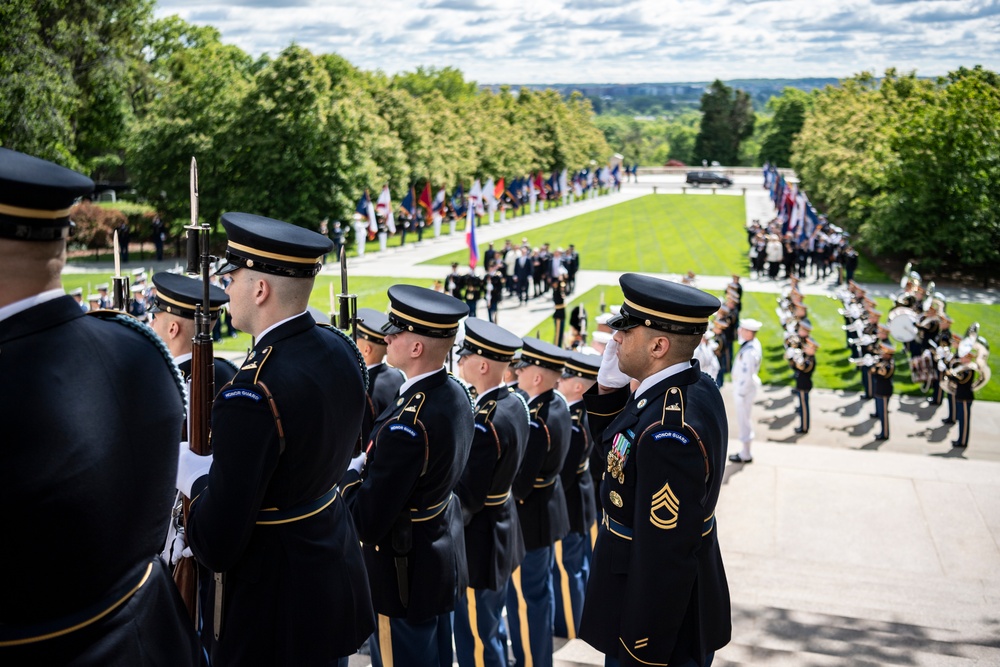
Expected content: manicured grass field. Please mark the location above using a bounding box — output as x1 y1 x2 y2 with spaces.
425 195 891 283
539 285 999 402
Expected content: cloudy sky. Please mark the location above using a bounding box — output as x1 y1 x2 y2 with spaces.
153 0 1000 84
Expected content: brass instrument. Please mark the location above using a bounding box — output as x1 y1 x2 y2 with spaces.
850 354 878 367
941 323 991 394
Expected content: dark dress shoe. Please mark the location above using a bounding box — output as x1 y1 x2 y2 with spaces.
794 427 807 434
951 441 966 448
869 413 878 419
941 419 956 425
728 453 753 463
874 434 889 441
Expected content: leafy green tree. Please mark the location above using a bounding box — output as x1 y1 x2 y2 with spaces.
393 66 478 103
693 80 755 165
758 87 812 167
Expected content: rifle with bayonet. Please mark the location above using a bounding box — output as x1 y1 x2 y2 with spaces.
173 157 215 624
335 246 358 341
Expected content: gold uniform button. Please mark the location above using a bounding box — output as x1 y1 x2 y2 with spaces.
374 545 380 552
610 491 623 507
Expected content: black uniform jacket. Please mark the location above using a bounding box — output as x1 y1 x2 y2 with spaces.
580 361 732 667
794 354 815 392
177 356 240 389
561 400 597 535
872 358 895 398
456 386 531 591
512 388 572 551
187 313 374 665
948 361 975 402
341 368 475 621
0 297 201 665
364 362 406 442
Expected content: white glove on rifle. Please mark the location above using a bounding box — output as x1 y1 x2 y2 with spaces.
597 338 632 389
176 441 213 497
348 452 367 475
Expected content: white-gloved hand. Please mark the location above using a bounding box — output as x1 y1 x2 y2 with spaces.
597 338 632 389
176 441 213 497
167 533 188 565
348 452 367 475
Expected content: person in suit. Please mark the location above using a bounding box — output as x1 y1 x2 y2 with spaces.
453 319 530 667
0 148 202 665
340 285 474 667
581 273 731 667
506 338 572 667
553 352 601 639
178 212 374 665
870 342 896 441
514 249 532 304
356 307 407 440
729 318 763 463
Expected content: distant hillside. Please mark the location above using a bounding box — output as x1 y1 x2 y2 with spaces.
482 78 841 114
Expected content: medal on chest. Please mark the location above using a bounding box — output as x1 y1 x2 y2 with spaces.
607 429 634 484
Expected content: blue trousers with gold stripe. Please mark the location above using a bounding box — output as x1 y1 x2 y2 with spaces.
552 533 590 639
454 586 508 667
505 547 555 667
370 613 453 667
956 400 972 447
796 389 810 432
875 395 889 438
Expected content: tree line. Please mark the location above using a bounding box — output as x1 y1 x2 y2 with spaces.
0 2 609 235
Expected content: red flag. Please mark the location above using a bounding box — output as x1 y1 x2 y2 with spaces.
418 181 433 216
494 178 505 200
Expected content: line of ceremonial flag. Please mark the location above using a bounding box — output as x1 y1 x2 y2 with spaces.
351 165 621 266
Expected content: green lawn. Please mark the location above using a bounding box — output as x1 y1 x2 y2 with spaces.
59 274 433 354
544 284 999 402
423 195 890 283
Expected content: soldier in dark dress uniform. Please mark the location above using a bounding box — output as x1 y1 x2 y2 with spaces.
447 262 464 299
506 338 572 667
0 148 202 665
581 273 731 667
453 319 531 667
944 351 976 449
178 213 374 666
792 338 818 434
552 352 601 639
356 307 407 440
340 286 474 667
464 268 483 319
871 342 895 440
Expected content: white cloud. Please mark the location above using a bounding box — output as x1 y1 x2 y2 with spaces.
152 0 1000 83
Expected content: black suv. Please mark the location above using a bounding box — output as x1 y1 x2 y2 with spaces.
685 171 732 187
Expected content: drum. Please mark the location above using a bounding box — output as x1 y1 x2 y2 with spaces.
910 350 935 392
887 307 919 343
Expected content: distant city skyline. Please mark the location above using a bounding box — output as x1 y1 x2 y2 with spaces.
153 0 1000 84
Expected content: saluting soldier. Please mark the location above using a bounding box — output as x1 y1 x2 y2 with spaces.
178 213 374 665
871 342 896 441
506 338 572 667
581 273 731 667
356 307 407 440
0 149 202 664
452 319 530 667
340 285 474 667
553 352 602 639
793 338 818 434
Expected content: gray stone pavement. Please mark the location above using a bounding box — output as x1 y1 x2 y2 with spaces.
66 185 1000 665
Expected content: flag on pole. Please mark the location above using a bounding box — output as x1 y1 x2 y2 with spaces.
484 177 496 213
466 202 479 269
357 190 377 233
401 187 415 216
434 187 447 213
494 178 505 200
469 179 483 216
376 185 395 233
418 182 433 216
452 184 466 217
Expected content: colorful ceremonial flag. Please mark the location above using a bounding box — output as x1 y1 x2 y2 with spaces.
452 184 466 216
466 204 479 269
400 187 415 216
376 185 395 233
357 190 377 233
418 182 433 216
494 178 505 200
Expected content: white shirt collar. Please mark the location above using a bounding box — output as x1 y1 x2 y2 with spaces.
635 360 693 399
398 366 444 396
475 383 507 407
255 311 308 348
0 288 65 324
174 352 193 366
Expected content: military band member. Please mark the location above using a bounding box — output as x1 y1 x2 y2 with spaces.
340 285 474 667
453 319 530 667
178 212 374 665
553 352 601 639
356 307 407 437
793 339 818 434
0 148 201 664
729 318 763 464
943 351 975 448
581 273 731 667
506 338 572 667
926 315 953 407
871 342 895 441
